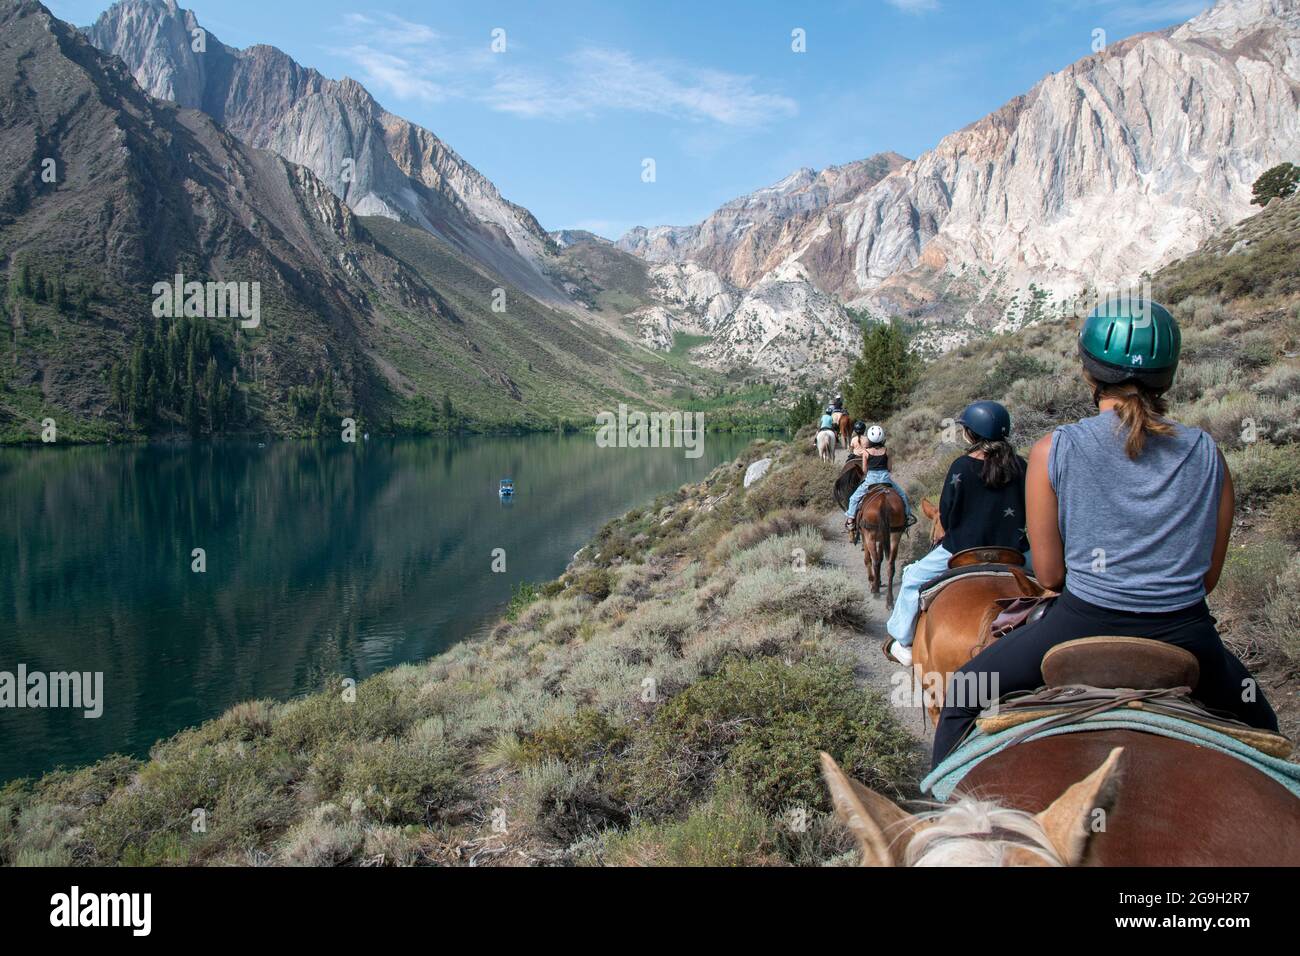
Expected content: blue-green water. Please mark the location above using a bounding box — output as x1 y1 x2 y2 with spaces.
0 433 752 782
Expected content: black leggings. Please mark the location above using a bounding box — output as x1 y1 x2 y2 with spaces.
932 589 1278 769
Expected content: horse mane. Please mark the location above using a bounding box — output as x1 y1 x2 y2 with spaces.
905 798 1064 867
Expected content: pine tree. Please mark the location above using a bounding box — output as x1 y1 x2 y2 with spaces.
843 319 920 422
1251 163 1300 206
786 391 822 431
129 345 148 423
184 386 201 437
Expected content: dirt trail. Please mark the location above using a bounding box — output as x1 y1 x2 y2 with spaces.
820 510 934 748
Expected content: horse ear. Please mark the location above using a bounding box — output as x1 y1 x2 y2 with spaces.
820 752 918 866
1034 747 1124 866
921 498 939 519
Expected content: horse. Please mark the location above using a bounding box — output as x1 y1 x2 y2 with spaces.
910 497 1045 725
832 458 864 512
836 413 854 450
822 731 1300 865
815 428 835 461
854 486 906 608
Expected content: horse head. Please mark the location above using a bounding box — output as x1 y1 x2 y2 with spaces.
921 496 942 544
820 748 1124 867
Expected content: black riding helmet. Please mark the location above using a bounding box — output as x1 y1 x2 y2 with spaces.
957 401 1011 441
853 421 866 435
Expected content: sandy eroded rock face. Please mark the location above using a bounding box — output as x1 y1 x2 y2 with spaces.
621 0 1300 361
781 0 1300 313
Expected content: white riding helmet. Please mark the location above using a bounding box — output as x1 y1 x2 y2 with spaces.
866 425 885 444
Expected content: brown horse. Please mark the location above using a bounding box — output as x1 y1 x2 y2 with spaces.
855 486 906 608
822 733 1300 865
910 498 1044 725
836 413 854 450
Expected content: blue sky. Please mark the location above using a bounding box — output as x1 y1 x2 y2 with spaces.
50 0 1211 238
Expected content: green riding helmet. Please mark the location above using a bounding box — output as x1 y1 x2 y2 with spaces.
1078 297 1181 390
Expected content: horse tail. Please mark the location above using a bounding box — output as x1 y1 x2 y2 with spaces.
877 499 891 565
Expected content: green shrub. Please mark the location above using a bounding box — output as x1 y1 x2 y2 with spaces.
272 676 418 753
28 755 138 809
745 457 838 517
724 567 866 628
1229 443 1300 504
1264 556 1300 663
568 568 614 603
1213 537 1292 638
519 708 630 765
980 354 1052 398
601 793 781 866
728 529 826 574
709 508 822 564
615 655 918 818
81 741 301 864
279 805 363 866
507 581 563 621
338 737 462 825
1269 492 1300 544
515 759 624 844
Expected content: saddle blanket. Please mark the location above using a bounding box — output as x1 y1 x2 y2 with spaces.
921 709 1300 803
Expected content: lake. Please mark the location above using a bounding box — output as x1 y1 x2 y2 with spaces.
0 432 754 782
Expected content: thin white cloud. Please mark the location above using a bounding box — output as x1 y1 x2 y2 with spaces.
336 44 449 101
885 0 941 13
485 48 798 127
328 14 794 126
340 13 441 49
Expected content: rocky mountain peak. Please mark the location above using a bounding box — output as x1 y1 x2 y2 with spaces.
85 0 570 308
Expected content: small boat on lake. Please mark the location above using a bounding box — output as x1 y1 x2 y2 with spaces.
499 478 515 498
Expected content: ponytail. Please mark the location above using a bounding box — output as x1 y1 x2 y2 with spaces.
1093 380 1174 459
963 428 1023 488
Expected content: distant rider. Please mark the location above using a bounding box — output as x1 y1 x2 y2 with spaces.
848 419 871 460
883 401 1029 667
843 424 912 540
818 405 837 434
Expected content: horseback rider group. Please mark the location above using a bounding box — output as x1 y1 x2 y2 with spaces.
828 297 1278 770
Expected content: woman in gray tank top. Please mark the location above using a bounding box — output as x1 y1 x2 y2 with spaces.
933 299 1277 767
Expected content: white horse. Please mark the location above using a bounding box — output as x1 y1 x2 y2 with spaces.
815 428 835 461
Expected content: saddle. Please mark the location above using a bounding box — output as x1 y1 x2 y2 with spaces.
918 561 1039 611
976 637 1293 759
948 546 1024 568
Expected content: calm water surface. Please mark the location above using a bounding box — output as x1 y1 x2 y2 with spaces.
0 433 752 781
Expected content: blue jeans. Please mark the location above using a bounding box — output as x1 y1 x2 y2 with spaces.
886 545 952 646
845 470 911 521
886 546 1035 646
